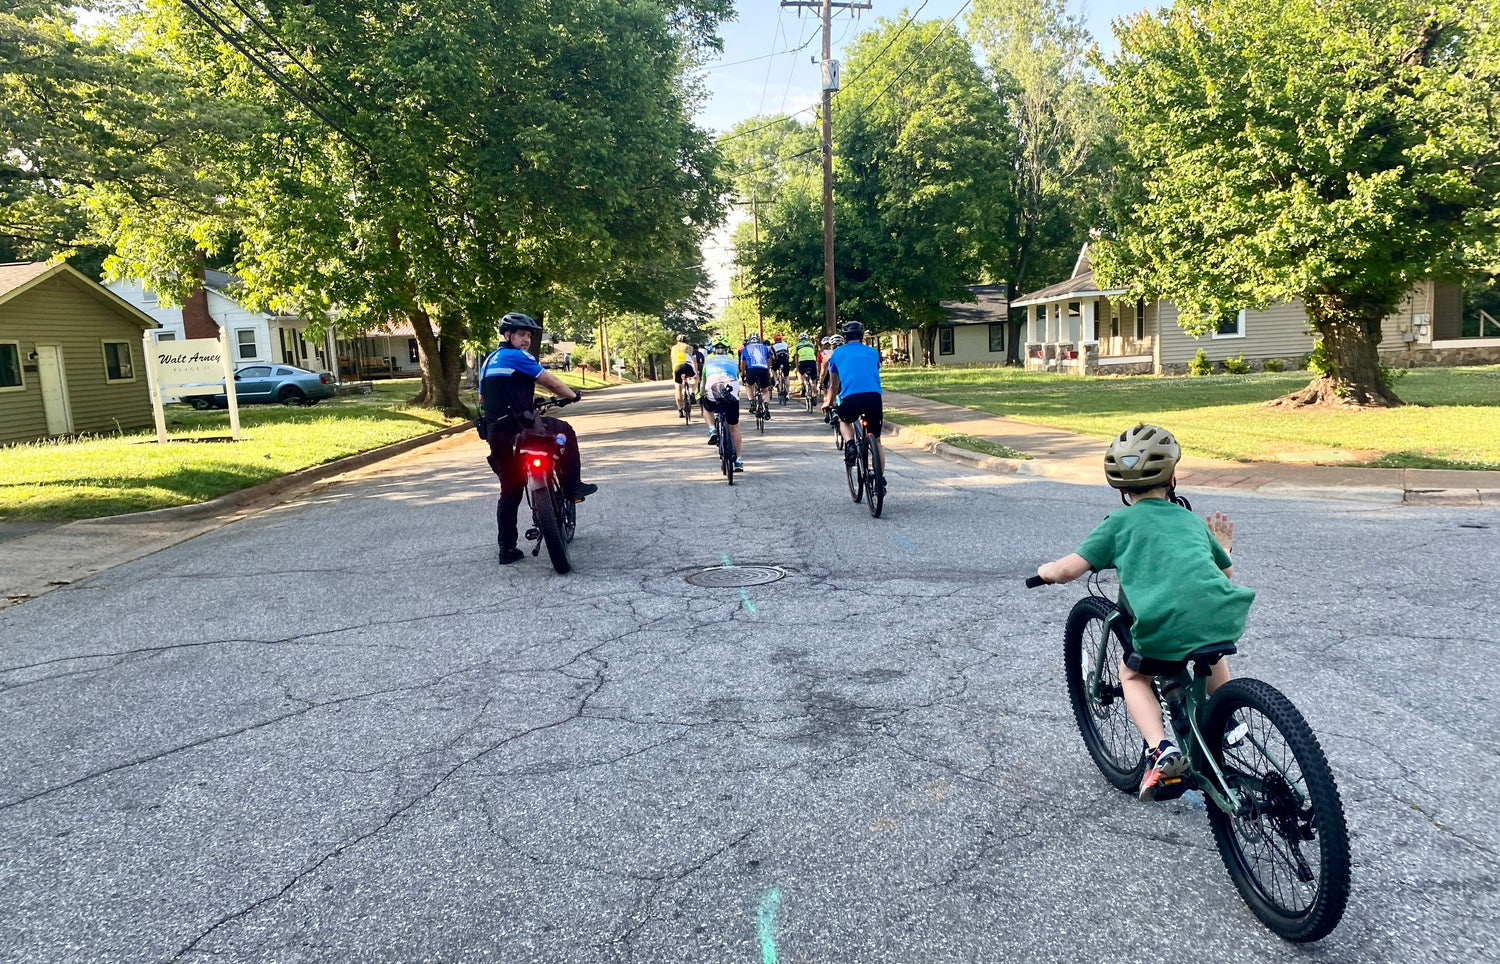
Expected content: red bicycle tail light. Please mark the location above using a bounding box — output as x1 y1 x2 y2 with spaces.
532 457 544 468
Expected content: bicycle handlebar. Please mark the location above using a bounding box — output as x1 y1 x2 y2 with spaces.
1025 575 1048 589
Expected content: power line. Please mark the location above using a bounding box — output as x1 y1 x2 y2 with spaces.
834 0 933 95
852 0 973 106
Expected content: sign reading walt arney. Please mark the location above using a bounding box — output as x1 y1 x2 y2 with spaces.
153 338 225 394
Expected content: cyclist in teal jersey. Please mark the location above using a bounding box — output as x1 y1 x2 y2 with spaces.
701 339 745 470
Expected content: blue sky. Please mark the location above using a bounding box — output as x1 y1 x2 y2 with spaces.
695 0 1154 135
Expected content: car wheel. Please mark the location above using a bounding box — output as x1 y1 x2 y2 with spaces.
278 387 307 406
188 397 214 411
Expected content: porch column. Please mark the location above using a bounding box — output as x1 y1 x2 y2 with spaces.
1082 299 1096 345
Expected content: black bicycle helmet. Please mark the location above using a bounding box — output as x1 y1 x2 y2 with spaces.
840 321 865 341
499 312 543 336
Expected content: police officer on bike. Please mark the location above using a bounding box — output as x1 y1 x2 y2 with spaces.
480 312 598 565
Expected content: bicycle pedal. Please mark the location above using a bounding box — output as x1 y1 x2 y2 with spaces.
524 528 540 541
1151 776 1192 802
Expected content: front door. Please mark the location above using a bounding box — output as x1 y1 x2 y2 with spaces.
36 345 73 436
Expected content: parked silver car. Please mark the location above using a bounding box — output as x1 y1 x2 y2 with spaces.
189 364 338 409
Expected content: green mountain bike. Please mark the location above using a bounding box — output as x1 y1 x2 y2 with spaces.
1026 571 1350 943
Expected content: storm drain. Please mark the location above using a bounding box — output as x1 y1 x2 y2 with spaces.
685 565 786 588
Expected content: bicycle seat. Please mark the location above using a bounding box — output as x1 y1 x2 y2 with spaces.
1185 641 1237 672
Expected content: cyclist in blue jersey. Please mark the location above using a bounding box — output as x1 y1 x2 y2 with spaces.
701 338 745 470
823 321 883 473
480 312 598 565
739 332 773 421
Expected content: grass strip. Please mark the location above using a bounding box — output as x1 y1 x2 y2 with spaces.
886 411 1031 460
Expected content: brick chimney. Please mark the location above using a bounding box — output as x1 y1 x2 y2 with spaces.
181 253 217 340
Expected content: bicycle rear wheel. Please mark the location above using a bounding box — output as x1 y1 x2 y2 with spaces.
864 437 884 518
844 430 864 503
532 478 572 575
1063 596 1145 791
1204 679 1350 942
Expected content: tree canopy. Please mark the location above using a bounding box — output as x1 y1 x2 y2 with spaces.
3 0 728 413
737 17 1016 352
1095 0 1500 405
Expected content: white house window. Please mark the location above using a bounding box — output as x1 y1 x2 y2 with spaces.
939 327 955 355
0 342 23 390
1135 300 1146 340
156 331 176 341
1110 301 1121 338
142 288 159 306
1212 309 1247 339
408 338 420 364
236 329 258 360
102 341 135 381
987 323 1006 353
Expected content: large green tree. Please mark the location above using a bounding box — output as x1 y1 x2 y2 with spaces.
4 0 727 415
1095 0 1500 406
968 0 1116 363
741 18 1015 356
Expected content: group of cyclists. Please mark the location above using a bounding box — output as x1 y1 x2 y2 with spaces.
668 323 884 479
479 312 886 564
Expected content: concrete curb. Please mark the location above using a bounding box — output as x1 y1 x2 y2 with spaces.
87 420 478 525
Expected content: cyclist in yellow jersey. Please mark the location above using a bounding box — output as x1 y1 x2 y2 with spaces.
670 335 697 411
794 333 818 398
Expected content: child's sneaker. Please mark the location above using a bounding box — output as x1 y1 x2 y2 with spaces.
1139 740 1186 802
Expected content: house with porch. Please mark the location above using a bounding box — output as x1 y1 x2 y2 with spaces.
1011 247 1498 375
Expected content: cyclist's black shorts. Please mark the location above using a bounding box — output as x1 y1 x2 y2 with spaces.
701 392 740 425
771 354 791 373
1120 632 1227 676
744 368 771 389
836 391 883 436
673 363 696 384
797 360 818 379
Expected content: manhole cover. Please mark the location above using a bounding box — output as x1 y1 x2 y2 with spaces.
685 565 786 588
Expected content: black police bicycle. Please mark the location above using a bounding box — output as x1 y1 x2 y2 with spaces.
1025 569 1350 942
515 397 582 574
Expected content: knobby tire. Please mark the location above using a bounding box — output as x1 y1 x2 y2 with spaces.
1204 678 1350 942
1063 596 1146 791
531 476 572 575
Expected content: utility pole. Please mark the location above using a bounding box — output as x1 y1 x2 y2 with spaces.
783 0 870 335
752 191 763 338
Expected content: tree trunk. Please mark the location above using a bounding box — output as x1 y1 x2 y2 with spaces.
1269 292 1402 408
408 307 471 417
918 324 937 367
1007 315 1024 366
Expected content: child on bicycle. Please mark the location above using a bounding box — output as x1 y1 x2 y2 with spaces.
1036 424 1255 801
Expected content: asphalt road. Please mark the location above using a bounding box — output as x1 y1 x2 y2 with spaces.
3 382 1497 963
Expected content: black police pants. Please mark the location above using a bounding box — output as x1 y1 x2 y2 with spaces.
486 417 583 550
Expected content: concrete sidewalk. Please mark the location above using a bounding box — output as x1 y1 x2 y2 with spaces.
884 390 1500 507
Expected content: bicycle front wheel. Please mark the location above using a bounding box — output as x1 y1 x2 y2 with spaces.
1204 679 1350 942
532 479 572 575
1063 596 1145 791
864 437 884 518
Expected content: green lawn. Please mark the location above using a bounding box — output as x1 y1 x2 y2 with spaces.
0 379 476 521
882 365 1500 470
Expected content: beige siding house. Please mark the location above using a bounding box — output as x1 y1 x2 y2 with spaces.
889 284 1013 366
1 263 159 444
1012 246 1498 375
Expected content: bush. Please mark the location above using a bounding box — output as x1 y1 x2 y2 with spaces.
1223 353 1251 375
1187 348 1213 377
1263 357 1286 372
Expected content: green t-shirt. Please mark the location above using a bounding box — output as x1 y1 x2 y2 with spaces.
1076 498 1255 661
